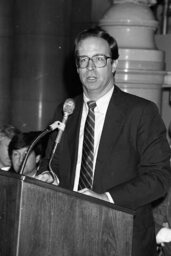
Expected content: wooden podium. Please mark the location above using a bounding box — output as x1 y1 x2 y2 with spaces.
0 171 134 256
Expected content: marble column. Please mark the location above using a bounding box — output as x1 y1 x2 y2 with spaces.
100 0 165 110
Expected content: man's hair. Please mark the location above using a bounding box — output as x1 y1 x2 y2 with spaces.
0 124 20 140
8 131 47 158
74 26 119 60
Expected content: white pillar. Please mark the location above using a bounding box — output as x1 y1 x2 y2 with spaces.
100 0 165 110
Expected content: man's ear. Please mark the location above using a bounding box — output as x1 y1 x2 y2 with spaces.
112 59 118 73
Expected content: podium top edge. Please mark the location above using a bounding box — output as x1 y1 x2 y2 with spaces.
0 170 135 215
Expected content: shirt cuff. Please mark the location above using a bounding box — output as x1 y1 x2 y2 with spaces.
156 227 171 244
105 192 114 203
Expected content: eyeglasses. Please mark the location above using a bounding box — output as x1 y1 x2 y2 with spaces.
76 54 112 69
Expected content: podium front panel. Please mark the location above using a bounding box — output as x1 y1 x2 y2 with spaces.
0 172 134 256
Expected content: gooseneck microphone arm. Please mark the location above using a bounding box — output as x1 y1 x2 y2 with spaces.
19 121 65 176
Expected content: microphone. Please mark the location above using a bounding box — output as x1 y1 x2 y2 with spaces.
48 98 75 179
54 98 75 145
46 98 75 132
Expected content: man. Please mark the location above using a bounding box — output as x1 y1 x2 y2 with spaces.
8 131 46 177
0 124 20 171
37 26 171 255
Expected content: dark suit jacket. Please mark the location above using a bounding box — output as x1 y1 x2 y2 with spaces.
40 85 171 256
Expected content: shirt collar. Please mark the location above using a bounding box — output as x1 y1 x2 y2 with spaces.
83 86 114 114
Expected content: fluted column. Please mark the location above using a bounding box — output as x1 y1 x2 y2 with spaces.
100 0 165 110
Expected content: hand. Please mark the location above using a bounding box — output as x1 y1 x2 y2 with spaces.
35 171 59 185
78 188 110 202
156 227 171 245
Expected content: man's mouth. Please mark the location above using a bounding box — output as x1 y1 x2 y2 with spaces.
87 76 97 81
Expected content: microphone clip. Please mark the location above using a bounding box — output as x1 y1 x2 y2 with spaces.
48 121 65 131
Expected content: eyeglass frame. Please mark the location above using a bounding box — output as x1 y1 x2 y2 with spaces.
76 54 112 69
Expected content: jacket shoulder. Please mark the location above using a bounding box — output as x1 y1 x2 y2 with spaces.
114 85 159 111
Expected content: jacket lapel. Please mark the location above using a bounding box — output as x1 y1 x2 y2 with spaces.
93 87 126 191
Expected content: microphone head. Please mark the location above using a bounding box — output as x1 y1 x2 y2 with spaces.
63 98 75 116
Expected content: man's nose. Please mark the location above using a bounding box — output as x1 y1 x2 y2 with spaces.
87 58 95 70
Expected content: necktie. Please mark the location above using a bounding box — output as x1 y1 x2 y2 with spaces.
78 101 96 190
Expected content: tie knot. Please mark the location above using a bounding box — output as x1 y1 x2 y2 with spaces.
87 101 96 110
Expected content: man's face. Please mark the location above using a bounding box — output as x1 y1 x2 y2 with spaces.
11 146 38 176
0 136 11 168
76 36 117 99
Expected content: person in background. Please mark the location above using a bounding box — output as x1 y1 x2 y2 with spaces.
0 124 20 171
153 188 171 256
152 125 171 256
36 26 171 256
8 131 47 177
